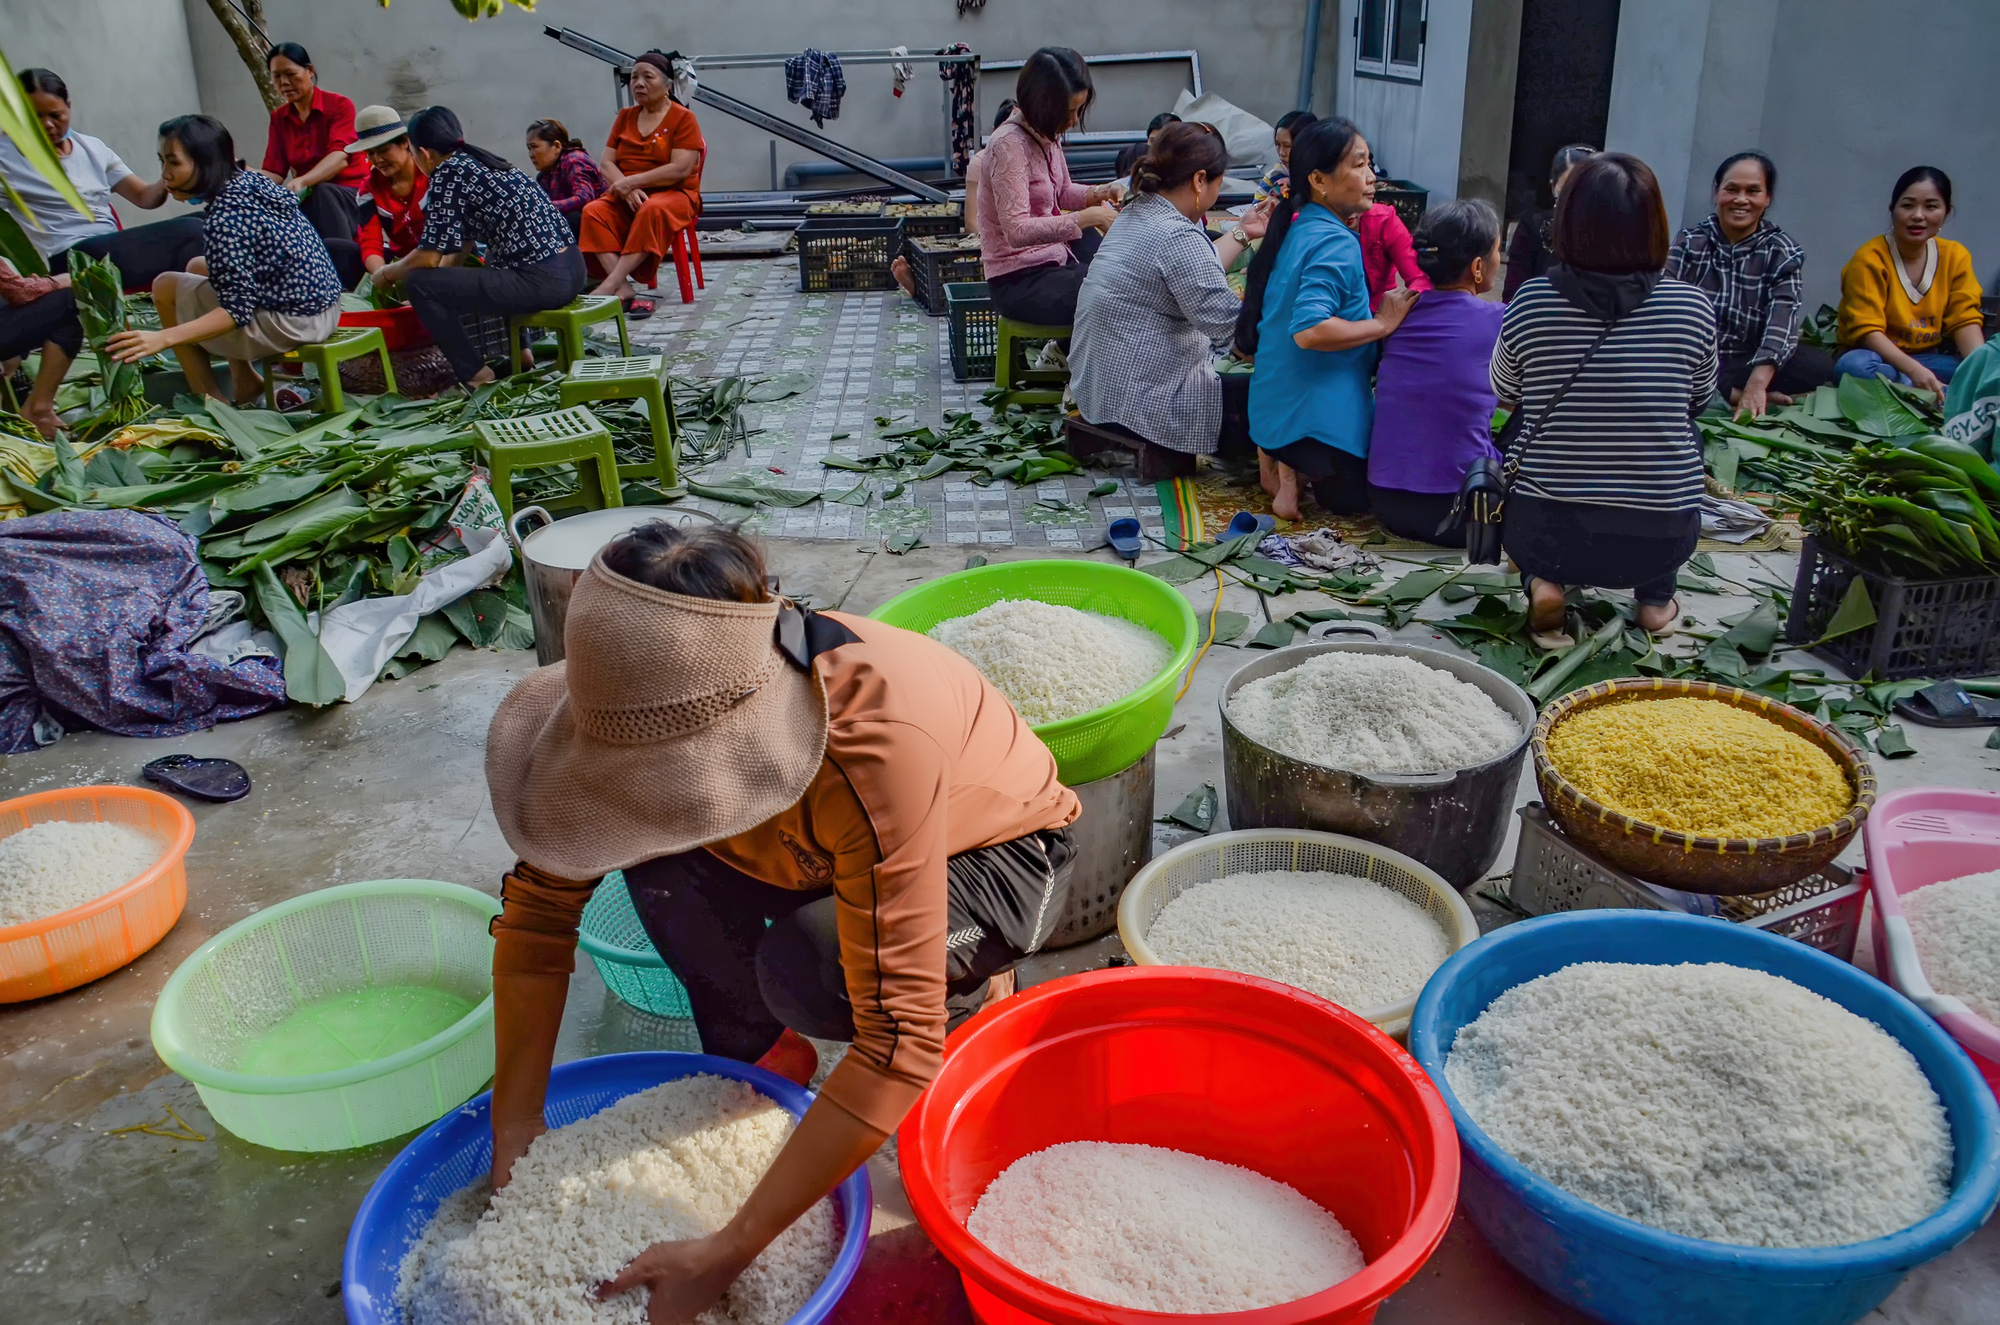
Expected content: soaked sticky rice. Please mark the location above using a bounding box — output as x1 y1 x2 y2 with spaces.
929 598 1172 724
0 819 162 927
1903 868 2000 1023
1227 651 1519 775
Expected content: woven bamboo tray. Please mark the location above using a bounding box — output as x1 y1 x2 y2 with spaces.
1531 677 1876 895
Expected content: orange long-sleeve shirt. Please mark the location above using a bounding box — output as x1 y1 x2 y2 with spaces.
492 610 1078 1133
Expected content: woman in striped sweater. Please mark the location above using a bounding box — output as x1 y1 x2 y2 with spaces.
1491 153 1718 648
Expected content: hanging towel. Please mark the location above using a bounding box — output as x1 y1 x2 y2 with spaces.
938 44 979 176
890 46 915 98
784 49 846 128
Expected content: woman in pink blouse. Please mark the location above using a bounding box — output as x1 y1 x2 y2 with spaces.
1349 200 1430 311
976 47 1123 326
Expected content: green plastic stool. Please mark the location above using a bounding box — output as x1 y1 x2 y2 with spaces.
994 316 1070 407
558 355 678 493
473 405 624 522
509 296 632 372
263 326 396 414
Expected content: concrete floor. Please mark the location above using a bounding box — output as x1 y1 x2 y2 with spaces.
3 534 1997 1324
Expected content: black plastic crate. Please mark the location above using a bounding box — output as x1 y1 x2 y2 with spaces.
885 203 963 240
946 281 997 381
1785 534 2000 680
906 235 984 316
796 217 905 293
1508 804 1863 961
1376 179 1428 231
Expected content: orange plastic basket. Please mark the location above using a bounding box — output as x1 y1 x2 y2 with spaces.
0 786 194 1003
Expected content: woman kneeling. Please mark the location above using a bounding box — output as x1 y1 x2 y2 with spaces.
483 521 1080 1316
107 115 340 403
1493 153 1718 646
373 108 586 386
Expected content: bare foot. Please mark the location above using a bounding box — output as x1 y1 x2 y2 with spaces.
890 255 916 297
1527 577 1568 633
467 366 498 387
1272 464 1303 521
983 969 1017 1010
228 362 264 402
1636 598 1680 633
1257 449 1279 496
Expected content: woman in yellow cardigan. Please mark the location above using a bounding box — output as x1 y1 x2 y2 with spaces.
1836 166 1985 397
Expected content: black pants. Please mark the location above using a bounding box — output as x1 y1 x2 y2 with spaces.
0 288 84 360
1503 491 1698 607
405 248 588 382
1370 486 1463 547
986 231 1101 326
49 215 206 289
1720 345 1837 397
1084 375 1253 482
622 828 1075 1063
1261 437 1371 515
296 184 367 290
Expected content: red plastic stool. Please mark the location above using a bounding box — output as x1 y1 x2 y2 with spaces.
667 226 705 304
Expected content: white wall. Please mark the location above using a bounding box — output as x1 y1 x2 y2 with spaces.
1333 0 1474 198
178 0 1340 192
1607 0 1999 307
0 0 202 219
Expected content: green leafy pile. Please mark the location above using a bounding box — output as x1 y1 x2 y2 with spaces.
1699 376 1946 507
1802 437 2000 577
822 405 1080 486
65 250 151 441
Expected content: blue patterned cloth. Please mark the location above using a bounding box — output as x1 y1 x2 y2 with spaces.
419 151 574 270
0 511 286 752
784 49 846 127
201 170 342 326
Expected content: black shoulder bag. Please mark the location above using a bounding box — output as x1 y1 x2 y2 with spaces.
1446 321 1621 564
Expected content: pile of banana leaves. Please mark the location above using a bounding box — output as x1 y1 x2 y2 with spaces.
63 250 151 441
822 404 1080 487
1801 438 2000 577
1699 374 1951 510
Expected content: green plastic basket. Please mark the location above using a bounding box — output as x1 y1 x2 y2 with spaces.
579 871 694 1019
150 880 500 1153
872 560 1200 785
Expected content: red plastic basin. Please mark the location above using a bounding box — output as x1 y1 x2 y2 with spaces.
338 304 430 351
897 967 1460 1325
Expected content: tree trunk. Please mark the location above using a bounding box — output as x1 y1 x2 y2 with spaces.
202 0 280 112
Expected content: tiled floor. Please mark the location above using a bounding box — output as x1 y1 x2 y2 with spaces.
620 258 1166 550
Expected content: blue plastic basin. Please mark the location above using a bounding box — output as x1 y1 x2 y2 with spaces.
1408 912 2000 1325
342 1051 872 1324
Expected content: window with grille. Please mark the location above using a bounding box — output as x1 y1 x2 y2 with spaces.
1355 0 1427 83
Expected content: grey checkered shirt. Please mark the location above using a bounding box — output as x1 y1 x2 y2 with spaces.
1664 215 1807 368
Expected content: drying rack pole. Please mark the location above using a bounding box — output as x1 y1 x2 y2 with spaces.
544 27 962 203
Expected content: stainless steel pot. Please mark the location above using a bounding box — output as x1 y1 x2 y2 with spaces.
509 505 716 666
1044 749 1155 949
1219 622 1535 887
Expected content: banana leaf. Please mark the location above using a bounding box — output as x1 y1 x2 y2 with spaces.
0 46 90 225
208 471 336 516
1838 375 1931 438
250 564 346 706
64 251 149 441
687 476 823 507
231 504 374 574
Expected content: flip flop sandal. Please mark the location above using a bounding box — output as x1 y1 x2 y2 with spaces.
1224 511 1277 541
142 754 251 803
1644 597 1683 639
625 297 656 320
1106 517 1143 562
1894 680 2000 728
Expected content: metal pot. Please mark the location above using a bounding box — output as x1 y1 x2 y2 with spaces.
1044 749 1155 949
1219 622 1535 887
509 505 716 666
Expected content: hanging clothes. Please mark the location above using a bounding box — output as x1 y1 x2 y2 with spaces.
0 509 287 752
784 50 846 128
938 44 979 177
890 47 915 98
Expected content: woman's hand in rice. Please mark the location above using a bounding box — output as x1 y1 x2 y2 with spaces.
594 1231 749 1323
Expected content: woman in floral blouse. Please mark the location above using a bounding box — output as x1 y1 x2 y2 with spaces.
106 114 340 404
526 119 607 240
373 106 586 385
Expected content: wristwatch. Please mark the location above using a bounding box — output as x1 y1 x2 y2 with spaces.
1226 225 1251 245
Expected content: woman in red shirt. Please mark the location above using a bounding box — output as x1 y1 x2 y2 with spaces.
578 51 704 317
349 106 427 274
259 41 370 286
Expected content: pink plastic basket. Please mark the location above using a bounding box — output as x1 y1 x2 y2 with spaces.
1864 786 2000 1099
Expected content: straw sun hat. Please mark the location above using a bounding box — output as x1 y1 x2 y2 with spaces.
485 553 829 880
350 105 409 154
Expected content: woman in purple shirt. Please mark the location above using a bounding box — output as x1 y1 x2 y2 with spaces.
1367 199 1506 545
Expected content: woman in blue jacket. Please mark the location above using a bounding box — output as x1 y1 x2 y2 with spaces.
1236 117 1418 520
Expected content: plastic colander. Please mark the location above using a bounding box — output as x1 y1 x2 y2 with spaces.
151 879 501 1152
578 871 694 1019
870 559 1200 785
0 785 193 1003
341 1052 873 1325
1118 829 1481 1039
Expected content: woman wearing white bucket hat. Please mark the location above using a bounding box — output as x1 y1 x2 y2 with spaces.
347 105 428 276
482 519 1080 1318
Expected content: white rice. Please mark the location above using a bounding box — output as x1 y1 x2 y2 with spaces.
1227 651 1520 775
0 819 163 928
929 598 1172 725
968 1141 1365 1312
1147 871 1450 1012
1444 961 1952 1248
398 1075 839 1325
1903 868 2000 1023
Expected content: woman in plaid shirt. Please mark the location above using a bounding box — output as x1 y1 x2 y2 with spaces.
1664 151 1834 417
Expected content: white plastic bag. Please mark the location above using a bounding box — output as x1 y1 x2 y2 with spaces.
1170 91 1276 167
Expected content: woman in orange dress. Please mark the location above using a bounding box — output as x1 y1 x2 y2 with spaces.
580 51 704 316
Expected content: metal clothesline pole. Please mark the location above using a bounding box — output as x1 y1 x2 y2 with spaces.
690 50 979 70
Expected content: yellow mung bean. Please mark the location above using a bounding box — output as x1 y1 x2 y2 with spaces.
1547 696 1852 838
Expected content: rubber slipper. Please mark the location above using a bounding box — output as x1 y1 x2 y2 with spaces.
1894 681 2000 728
625 297 656 320
142 754 250 803
1224 511 1276 541
1106 517 1142 562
